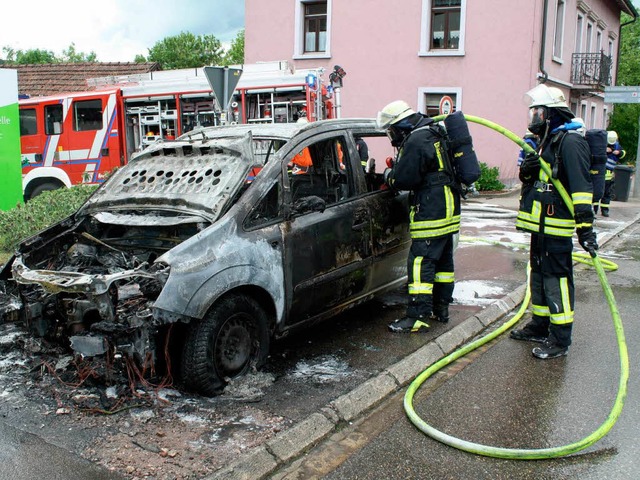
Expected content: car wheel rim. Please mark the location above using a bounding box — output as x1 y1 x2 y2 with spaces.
214 314 254 378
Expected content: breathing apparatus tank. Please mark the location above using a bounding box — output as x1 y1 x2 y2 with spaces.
585 129 608 167
444 110 481 186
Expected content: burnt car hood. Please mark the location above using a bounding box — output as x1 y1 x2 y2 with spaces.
79 132 254 223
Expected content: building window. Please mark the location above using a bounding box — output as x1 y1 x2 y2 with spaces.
603 107 608 129
590 104 597 128
294 0 331 58
586 22 593 52
575 14 583 51
304 2 327 53
553 0 566 60
596 29 603 52
417 87 462 117
431 0 461 49
420 0 466 56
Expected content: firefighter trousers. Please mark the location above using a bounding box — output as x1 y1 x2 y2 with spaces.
527 233 574 347
406 235 455 318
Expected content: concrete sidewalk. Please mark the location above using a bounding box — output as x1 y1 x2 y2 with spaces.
209 189 640 480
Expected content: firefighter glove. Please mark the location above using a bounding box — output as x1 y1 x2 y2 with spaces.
577 227 598 254
519 152 541 183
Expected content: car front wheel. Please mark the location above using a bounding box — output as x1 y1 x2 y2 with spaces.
181 293 270 396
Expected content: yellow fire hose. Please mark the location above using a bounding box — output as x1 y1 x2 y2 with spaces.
403 114 629 459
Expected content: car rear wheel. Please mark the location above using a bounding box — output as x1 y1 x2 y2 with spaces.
181 293 270 396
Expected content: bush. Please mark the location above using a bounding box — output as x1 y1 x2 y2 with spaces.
475 162 505 192
0 185 98 254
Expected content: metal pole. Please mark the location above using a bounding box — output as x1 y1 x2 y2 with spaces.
335 87 342 119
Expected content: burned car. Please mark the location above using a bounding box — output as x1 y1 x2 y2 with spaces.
0 119 410 396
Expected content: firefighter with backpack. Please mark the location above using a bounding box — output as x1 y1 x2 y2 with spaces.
376 100 462 333
511 84 598 359
595 130 626 217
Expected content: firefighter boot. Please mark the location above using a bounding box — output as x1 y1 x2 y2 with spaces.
601 208 610 217
431 304 450 323
388 316 430 333
532 340 569 359
593 205 599 215
509 321 547 343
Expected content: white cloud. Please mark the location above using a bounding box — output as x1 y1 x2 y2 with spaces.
0 0 244 62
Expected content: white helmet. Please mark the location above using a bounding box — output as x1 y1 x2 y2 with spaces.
607 131 618 144
525 84 569 109
376 100 415 129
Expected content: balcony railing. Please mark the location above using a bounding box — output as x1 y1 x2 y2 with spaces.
571 52 612 88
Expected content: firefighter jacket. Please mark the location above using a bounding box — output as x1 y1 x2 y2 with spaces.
387 118 461 240
606 141 625 171
516 129 594 238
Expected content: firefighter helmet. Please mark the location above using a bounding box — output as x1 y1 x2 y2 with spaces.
607 131 618 144
525 84 569 109
376 100 415 129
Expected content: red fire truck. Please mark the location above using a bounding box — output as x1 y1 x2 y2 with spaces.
18 62 335 200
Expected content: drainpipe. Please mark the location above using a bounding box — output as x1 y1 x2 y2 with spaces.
539 0 549 84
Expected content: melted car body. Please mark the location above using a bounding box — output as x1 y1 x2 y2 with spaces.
0 119 410 395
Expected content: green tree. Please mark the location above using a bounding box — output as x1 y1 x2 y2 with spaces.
222 29 244 66
61 43 97 62
144 31 224 69
1 43 97 64
608 13 640 165
2 46 58 64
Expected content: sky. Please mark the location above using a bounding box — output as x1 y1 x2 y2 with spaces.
0 0 245 62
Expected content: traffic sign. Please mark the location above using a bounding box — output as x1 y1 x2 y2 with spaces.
203 66 243 110
439 95 454 115
604 86 640 104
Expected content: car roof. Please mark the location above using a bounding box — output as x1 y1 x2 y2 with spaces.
178 118 379 142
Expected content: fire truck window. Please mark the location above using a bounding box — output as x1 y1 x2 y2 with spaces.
45 104 63 135
19 109 37 136
74 99 103 131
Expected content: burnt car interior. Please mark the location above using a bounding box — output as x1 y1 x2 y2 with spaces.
289 137 351 205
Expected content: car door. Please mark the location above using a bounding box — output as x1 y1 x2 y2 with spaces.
283 132 373 325
347 131 412 292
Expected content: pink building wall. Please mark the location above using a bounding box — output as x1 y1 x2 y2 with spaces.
245 0 627 184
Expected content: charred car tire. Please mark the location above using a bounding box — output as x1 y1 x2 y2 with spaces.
181 293 270 396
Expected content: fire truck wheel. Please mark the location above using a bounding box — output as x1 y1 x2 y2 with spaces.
181 293 270 396
28 182 62 200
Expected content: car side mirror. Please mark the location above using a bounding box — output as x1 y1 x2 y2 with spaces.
292 196 326 215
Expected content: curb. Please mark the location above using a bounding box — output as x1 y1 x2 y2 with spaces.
207 208 640 480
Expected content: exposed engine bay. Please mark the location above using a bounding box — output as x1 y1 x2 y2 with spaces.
9 212 206 360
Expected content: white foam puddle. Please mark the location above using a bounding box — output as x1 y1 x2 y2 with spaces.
453 280 506 305
289 355 351 383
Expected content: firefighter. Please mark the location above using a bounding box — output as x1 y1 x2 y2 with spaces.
377 100 461 333
511 84 598 359
597 131 626 217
